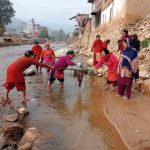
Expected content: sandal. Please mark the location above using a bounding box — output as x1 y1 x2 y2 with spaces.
0 97 11 106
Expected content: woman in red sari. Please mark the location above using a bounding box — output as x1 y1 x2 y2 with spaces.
3 51 50 107
91 35 103 66
94 48 119 91
40 43 55 73
32 41 43 74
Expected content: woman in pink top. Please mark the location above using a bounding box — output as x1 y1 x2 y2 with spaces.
47 50 81 90
95 48 119 91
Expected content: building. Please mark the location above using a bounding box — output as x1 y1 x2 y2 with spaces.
33 24 40 38
69 14 90 38
24 19 41 38
88 0 150 31
24 19 34 34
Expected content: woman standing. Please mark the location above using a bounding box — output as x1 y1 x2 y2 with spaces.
47 50 81 90
117 39 138 99
94 48 119 91
91 35 103 66
40 43 55 73
3 51 50 107
31 41 43 74
117 29 131 53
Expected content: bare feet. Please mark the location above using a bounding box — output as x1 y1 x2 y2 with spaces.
4 97 10 101
104 87 109 90
22 100 27 108
104 85 110 90
115 94 122 97
47 86 51 91
1 97 11 106
104 83 108 86
60 83 64 89
109 87 116 92
122 96 129 100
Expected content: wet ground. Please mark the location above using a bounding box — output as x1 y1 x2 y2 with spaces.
0 45 127 150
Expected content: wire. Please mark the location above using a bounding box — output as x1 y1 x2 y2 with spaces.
14 10 90 13
13 5 91 10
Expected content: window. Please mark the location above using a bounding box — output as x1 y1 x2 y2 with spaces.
105 14 106 23
95 10 101 28
103 14 105 24
109 8 113 22
92 3 96 11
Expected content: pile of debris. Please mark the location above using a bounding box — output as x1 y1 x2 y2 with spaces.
130 14 150 41
0 108 29 149
137 47 150 96
0 107 44 150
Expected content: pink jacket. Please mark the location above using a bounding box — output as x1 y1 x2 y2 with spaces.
95 53 119 72
53 54 76 70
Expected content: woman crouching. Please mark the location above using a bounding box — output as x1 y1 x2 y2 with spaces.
94 48 119 91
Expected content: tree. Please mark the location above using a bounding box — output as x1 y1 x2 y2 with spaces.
39 26 49 38
0 0 15 36
51 29 66 42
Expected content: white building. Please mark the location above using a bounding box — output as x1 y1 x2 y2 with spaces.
69 14 90 38
24 19 34 34
88 0 150 30
23 19 40 38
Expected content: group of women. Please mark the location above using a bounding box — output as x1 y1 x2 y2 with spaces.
3 42 81 107
92 29 139 100
3 29 139 108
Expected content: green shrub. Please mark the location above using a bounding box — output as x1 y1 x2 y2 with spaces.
141 39 150 48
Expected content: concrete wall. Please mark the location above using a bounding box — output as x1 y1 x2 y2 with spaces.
91 0 102 31
101 0 126 25
113 0 126 21
0 37 4 42
91 16 95 31
91 0 150 30
101 0 150 25
82 0 150 50
126 0 150 24
101 2 113 24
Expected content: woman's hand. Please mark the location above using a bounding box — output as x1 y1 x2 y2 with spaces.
92 67 98 74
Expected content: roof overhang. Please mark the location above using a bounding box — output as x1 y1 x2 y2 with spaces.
88 0 94 3
91 11 97 15
69 14 89 20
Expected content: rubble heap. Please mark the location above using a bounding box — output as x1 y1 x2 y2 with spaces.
0 107 45 150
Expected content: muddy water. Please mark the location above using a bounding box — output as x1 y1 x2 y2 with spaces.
0 45 127 150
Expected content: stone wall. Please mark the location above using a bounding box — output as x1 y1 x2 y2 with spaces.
126 0 150 25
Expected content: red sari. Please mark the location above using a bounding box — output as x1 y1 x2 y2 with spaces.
40 48 55 65
95 53 119 85
4 56 48 91
91 39 103 65
32 45 43 61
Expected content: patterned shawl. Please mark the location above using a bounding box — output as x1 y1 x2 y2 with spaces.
121 47 139 80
